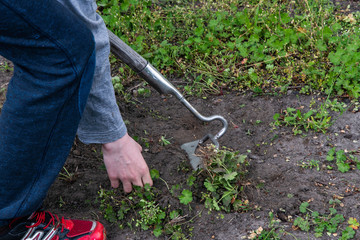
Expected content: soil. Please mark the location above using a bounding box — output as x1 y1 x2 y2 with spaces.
1 54 360 240
0 5 360 239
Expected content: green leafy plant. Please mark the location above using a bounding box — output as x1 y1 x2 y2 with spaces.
299 159 320 171
97 177 191 238
248 212 282 239
136 87 151 97
179 189 193 205
135 199 165 232
326 147 360 173
159 136 171 146
163 210 192 239
99 0 360 98
0 61 13 72
196 145 250 212
293 200 357 239
111 75 132 102
58 166 78 183
272 98 345 135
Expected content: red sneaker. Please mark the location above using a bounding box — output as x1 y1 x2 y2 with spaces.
1 211 106 240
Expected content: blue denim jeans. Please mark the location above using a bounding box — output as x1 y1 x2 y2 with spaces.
0 0 96 226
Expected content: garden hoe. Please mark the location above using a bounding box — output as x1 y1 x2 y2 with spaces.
108 30 228 169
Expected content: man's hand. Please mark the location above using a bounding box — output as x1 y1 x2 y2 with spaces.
102 133 153 193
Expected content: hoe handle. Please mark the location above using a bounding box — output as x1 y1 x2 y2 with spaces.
108 30 183 97
108 30 228 140
108 30 148 73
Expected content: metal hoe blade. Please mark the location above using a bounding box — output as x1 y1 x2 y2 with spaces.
181 132 224 169
181 140 201 169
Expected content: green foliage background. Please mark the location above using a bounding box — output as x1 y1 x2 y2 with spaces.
98 0 360 97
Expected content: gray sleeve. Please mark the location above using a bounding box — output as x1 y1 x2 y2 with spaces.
58 0 127 144
77 55 127 144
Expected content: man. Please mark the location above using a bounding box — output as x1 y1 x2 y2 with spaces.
0 0 152 239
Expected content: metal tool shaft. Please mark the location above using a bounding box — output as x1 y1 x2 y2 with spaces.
108 30 228 140
139 64 228 139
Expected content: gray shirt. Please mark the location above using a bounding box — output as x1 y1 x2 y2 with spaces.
58 0 127 144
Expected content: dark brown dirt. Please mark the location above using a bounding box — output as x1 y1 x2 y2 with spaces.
42 85 360 240
333 0 360 12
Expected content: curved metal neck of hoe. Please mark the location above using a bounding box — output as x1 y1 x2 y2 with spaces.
139 63 229 140
178 98 228 139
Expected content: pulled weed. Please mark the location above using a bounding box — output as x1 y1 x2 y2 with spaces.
195 145 250 212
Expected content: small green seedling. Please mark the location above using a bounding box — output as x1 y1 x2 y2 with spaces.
179 189 193 205
58 167 77 183
159 136 171 146
299 159 320 171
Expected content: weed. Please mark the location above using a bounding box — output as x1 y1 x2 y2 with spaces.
196 145 250 212
272 98 345 135
164 210 190 239
159 135 171 146
97 147 250 236
293 201 357 239
58 166 78 183
135 199 165 232
133 135 151 149
59 196 66 208
170 184 181 197
136 87 151 97
326 147 360 173
179 189 193 205
247 211 297 240
0 61 13 72
111 76 132 102
98 173 192 238
299 159 320 171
